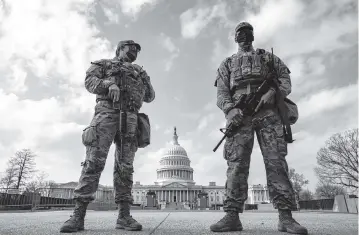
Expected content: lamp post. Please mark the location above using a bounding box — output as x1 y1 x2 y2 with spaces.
214 192 217 210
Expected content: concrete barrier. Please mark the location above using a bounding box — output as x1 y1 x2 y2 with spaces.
333 195 347 212
333 195 358 214
346 198 358 213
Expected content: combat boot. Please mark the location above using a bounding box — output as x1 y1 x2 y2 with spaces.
210 211 243 232
278 209 308 234
115 202 142 231
60 200 89 233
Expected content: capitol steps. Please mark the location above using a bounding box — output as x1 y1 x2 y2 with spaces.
162 202 186 210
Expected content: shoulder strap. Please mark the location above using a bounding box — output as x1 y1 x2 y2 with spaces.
267 48 294 143
275 89 294 143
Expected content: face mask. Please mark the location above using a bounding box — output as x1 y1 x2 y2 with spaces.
126 52 137 62
125 45 139 62
235 28 254 43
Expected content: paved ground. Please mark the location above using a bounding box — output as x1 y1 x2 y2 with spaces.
0 210 357 235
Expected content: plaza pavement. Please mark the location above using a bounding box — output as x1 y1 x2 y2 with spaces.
0 210 357 235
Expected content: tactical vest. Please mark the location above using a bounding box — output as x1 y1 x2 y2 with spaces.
229 49 268 102
95 59 146 112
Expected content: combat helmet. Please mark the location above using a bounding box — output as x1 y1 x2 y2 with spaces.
234 22 254 43
115 40 141 57
235 22 253 33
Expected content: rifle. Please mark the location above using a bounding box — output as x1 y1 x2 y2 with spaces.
90 60 128 159
213 48 293 152
213 76 276 152
109 61 127 160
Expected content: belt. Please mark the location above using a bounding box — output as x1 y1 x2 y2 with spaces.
96 99 139 113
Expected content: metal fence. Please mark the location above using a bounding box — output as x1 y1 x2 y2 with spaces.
299 199 335 210
0 187 342 212
0 187 76 210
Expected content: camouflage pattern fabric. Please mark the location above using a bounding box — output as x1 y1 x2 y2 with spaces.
215 46 297 213
73 57 155 204
85 57 155 107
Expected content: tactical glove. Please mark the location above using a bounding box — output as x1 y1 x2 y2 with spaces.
255 88 276 113
109 84 120 102
226 108 243 125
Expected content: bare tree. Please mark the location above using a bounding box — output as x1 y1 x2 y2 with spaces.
25 171 48 193
299 189 314 201
10 149 37 189
43 180 57 197
288 168 309 195
315 129 358 193
0 158 18 191
315 183 347 199
25 171 57 196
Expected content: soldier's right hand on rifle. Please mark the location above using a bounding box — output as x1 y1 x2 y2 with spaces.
226 108 243 126
109 84 120 102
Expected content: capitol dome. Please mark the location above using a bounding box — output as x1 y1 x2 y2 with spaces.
163 135 188 157
155 127 195 186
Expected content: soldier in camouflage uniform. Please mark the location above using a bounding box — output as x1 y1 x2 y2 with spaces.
60 40 155 233
210 22 308 234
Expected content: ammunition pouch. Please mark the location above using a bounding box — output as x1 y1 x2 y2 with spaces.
284 98 298 125
137 113 151 148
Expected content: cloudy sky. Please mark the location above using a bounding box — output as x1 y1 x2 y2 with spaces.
0 0 357 192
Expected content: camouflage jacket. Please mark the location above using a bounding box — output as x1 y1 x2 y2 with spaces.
84 57 155 111
214 46 291 115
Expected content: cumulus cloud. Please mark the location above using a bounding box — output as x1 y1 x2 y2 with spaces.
246 0 357 58
159 33 180 71
118 0 160 19
101 0 160 23
0 0 114 181
297 84 358 120
5 63 28 93
246 0 305 45
0 0 113 88
180 2 230 39
103 7 120 24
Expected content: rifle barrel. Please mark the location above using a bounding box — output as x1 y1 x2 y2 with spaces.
213 133 227 152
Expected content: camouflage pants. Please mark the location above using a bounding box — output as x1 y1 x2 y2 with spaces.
73 103 137 204
223 110 297 213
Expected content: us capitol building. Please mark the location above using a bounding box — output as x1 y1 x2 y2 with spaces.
52 127 270 209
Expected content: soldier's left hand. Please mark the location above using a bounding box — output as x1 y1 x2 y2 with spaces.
255 89 276 113
109 84 120 102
